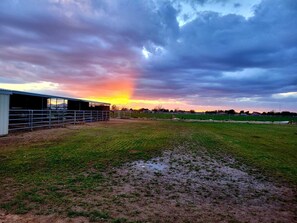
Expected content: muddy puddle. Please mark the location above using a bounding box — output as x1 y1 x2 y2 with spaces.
92 146 296 222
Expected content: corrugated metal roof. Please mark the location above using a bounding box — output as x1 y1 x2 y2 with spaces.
0 89 13 95
0 88 110 106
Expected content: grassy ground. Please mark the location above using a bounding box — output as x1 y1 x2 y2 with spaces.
0 119 296 220
185 122 297 183
113 111 297 122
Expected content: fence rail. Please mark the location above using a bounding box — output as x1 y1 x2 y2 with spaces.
9 110 110 132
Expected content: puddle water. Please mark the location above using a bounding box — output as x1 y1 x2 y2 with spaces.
133 160 168 171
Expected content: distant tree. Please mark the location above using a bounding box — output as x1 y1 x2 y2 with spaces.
121 107 129 111
281 111 292 116
189 110 195 113
225 109 236 115
245 111 250 115
139 108 150 113
240 110 245 114
154 105 163 111
111 105 118 111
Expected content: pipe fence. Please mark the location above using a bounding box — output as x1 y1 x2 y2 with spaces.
9 110 110 132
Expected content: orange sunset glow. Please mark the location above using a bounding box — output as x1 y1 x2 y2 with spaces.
82 71 137 106
93 79 134 105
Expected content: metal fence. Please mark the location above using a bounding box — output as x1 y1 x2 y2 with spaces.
9 110 110 132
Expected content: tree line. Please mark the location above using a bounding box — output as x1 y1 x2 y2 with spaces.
111 105 296 116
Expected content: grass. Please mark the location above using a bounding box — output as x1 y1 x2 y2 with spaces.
0 119 296 219
67 210 109 221
1 122 175 180
114 111 297 122
184 122 297 183
0 121 183 218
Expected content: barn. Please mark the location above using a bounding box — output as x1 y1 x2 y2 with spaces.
0 89 110 136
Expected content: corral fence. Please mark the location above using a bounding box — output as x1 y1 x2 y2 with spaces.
9 109 110 132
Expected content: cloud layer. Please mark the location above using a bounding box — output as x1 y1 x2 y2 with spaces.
0 0 296 111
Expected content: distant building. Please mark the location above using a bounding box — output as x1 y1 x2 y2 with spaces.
139 108 151 113
251 112 261 116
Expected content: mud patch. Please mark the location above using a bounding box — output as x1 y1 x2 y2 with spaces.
0 210 88 223
84 146 296 222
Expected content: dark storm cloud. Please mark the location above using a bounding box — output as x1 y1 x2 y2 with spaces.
0 0 296 110
136 0 297 107
0 0 178 84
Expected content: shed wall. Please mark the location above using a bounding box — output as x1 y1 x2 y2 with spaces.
0 94 10 136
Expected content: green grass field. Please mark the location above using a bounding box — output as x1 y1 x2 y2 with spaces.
0 120 296 218
114 111 297 122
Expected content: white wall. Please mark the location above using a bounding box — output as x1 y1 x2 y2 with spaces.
0 94 10 136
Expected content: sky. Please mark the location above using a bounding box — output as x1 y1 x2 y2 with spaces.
0 0 296 112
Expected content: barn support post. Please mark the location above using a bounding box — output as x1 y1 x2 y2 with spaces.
0 90 12 136
30 110 34 131
49 110 52 128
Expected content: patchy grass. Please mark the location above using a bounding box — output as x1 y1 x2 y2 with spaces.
0 119 296 221
182 122 297 184
67 210 109 221
0 120 184 218
0 121 178 181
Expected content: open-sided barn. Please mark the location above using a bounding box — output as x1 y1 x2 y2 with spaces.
0 89 110 136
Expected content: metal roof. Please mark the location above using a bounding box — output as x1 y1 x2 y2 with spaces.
0 88 110 106
0 89 13 95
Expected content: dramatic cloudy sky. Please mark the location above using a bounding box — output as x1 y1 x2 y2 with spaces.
0 0 296 111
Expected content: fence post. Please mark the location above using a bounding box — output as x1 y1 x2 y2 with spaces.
63 110 66 127
73 111 76 125
49 110 51 128
30 110 33 131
